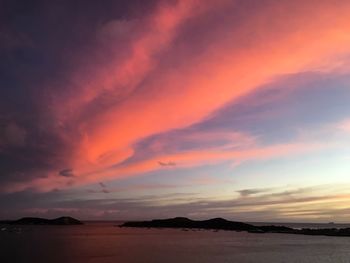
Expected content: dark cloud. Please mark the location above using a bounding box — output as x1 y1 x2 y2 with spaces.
0 122 76 188
99 182 110 193
102 188 110 194
59 168 74 177
86 181 110 194
87 188 110 194
237 188 271 197
158 161 176 166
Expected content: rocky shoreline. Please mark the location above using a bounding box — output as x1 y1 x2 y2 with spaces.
120 217 350 237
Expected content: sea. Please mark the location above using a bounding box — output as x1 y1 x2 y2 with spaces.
1 221 350 263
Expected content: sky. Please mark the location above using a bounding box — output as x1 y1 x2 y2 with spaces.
1 0 350 222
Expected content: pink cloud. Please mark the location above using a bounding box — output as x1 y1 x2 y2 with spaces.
74 0 350 170
338 119 350 133
5 0 350 192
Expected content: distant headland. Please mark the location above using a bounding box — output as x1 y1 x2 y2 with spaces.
120 217 350 237
1 216 83 225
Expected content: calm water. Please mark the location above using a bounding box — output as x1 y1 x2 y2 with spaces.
1 222 350 263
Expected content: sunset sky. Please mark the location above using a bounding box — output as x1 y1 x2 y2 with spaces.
1 0 350 222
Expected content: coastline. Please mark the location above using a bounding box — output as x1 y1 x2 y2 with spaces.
120 217 350 237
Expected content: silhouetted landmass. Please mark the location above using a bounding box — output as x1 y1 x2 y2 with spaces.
6 216 83 225
122 217 256 231
0 220 12 224
120 217 350 237
296 228 350 237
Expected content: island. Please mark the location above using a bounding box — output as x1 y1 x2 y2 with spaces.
4 216 83 225
120 217 350 237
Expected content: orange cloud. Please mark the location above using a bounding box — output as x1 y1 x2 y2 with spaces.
49 0 226 170
78 0 350 168
8 0 350 192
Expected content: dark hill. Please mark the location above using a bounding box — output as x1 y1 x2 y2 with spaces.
200 217 256 231
121 217 257 231
9 216 83 225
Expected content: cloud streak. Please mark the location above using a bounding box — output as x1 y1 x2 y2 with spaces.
2 184 350 222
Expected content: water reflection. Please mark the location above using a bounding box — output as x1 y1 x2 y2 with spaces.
1 222 350 263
